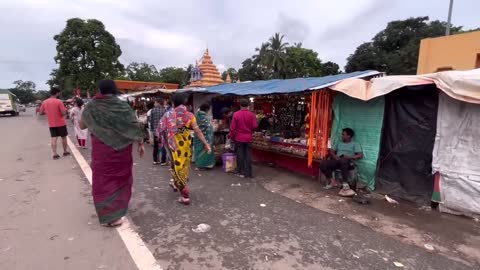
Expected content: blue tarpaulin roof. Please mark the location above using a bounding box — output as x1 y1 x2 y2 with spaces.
186 70 380 96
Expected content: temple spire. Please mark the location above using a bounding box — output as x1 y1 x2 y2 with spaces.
188 48 224 87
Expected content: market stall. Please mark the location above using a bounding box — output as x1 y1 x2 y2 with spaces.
206 93 322 176
330 68 480 215
194 70 384 176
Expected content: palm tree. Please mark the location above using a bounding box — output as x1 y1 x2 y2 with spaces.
268 33 289 78
253 42 272 79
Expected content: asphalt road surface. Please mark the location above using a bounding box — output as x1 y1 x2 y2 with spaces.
0 109 475 270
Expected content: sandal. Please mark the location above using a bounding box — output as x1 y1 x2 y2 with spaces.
102 218 123 227
53 154 60 160
178 197 191 205
169 180 178 192
324 180 340 190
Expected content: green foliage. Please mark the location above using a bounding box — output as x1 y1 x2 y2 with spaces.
321 62 341 76
460 27 480 33
268 33 289 79
12 80 36 92
345 17 464 75
9 80 36 104
9 80 51 103
222 68 238 81
35 90 51 101
48 18 124 97
159 67 189 88
184 64 194 87
284 46 320 78
118 62 190 88
238 58 264 81
238 33 340 81
284 47 340 78
125 62 161 82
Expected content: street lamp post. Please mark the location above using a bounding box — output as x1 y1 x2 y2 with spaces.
445 0 454 36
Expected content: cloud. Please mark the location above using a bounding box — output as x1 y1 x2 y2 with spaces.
276 13 310 43
0 0 479 89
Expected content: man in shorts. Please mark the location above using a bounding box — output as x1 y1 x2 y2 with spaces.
39 87 70 159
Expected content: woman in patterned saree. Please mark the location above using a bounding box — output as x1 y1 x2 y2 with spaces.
158 93 211 205
80 79 145 227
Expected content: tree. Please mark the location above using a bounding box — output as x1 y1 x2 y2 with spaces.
268 33 289 78
345 17 463 74
35 90 51 101
12 80 36 92
48 18 124 97
125 62 161 82
321 61 341 76
253 42 272 79
238 58 264 81
284 47 323 78
184 64 194 87
159 67 189 88
238 33 340 81
222 68 238 81
9 80 36 104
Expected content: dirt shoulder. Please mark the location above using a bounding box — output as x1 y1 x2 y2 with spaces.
255 164 480 267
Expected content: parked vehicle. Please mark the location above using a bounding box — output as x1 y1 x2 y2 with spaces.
0 89 20 116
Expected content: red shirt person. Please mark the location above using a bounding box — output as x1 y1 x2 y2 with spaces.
230 99 258 178
39 87 70 159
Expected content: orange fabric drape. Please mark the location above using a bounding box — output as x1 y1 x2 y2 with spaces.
307 92 317 166
307 90 332 167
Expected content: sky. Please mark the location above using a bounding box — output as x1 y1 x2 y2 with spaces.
0 0 479 89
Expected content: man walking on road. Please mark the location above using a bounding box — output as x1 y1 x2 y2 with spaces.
39 87 70 159
150 97 167 165
230 99 258 178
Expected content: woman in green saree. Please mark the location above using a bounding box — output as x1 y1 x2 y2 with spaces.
194 102 215 169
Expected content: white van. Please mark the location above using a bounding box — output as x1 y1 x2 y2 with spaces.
0 90 20 116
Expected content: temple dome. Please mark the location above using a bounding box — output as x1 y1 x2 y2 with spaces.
188 49 224 87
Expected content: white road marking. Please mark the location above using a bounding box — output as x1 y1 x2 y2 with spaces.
67 137 163 270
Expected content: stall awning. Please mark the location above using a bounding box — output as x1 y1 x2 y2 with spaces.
330 68 480 104
182 70 381 96
128 88 177 97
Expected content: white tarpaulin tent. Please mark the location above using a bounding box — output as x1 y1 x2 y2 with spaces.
330 69 480 217
432 93 480 218
330 69 480 104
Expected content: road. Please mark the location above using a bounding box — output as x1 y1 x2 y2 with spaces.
0 110 137 270
0 109 476 270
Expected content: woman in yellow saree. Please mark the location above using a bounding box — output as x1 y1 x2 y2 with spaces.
158 93 211 205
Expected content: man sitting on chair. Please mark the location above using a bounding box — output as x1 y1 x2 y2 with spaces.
320 128 363 196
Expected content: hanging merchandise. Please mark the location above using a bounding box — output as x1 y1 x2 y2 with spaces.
307 90 332 167
307 91 317 167
262 102 273 116
304 103 311 138
250 94 310 158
